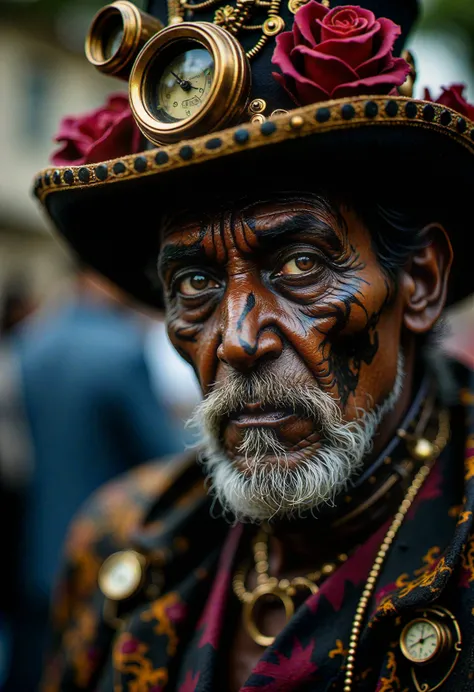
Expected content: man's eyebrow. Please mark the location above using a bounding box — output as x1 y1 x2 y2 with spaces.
248 212 343 250
158 242 207 272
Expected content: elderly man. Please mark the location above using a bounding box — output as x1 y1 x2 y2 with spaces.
33 0 474 689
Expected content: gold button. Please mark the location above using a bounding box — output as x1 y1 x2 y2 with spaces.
249 99 266 114
98 550 146 601
290 115 304 129
263 15 285 36
411 438 435 461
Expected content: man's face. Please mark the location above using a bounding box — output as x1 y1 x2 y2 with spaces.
159 193 407 520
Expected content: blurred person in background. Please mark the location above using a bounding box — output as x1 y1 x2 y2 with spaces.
0 263 189 692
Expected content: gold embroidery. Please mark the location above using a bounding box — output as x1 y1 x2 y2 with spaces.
396 556 452 599
415 546 441 574
141 592 182 655
328 639 347 659
376 597 398 617
113 634 168 692
457 510 472 526
462 535 474 583
465 451 474 482
377 651 401 692
62 606 98 688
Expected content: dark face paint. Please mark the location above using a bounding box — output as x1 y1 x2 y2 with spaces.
159 193 405 464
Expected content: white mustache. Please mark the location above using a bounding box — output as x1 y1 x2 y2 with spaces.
188 369 345 444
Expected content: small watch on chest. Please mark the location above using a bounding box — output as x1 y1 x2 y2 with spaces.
399 606 462 692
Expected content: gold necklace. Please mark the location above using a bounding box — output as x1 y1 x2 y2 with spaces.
343 407 450 691
233 528 351 646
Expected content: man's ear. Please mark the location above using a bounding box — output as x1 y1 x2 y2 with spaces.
401 223 453 334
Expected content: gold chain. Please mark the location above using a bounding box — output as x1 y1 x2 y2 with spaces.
232 407 449 652
233 530 349 601
167 0 284 60
233 529 350 646
343 408 450 691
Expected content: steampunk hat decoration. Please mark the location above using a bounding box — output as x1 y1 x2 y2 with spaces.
33 0 474 308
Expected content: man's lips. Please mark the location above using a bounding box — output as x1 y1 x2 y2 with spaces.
228 402 298 428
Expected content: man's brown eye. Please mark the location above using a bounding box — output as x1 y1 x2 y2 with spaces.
178 273 219 296
280 255 317 276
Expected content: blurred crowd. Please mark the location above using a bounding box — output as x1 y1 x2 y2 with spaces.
0 266 201 691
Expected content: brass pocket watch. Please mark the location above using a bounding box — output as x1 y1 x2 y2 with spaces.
86 2 252 145
399 606 462 692
129 21 252 145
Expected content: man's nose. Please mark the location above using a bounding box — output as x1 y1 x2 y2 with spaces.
217 289 283 372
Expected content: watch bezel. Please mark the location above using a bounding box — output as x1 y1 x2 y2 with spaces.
400 617 443 665
129 22 251 145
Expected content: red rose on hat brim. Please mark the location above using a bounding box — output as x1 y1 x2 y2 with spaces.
272 1 410 105
424 83 474 121
51 93 142 166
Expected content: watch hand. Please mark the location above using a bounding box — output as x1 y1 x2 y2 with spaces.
170 70 184 85
170 71 193 91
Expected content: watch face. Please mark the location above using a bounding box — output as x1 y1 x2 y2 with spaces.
155 47 214 122
401 619 440 663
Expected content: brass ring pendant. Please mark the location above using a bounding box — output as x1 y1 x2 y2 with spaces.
243 583 294 647
290 577 319 596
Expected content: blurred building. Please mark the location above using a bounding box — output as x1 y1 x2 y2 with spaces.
0 3 120 301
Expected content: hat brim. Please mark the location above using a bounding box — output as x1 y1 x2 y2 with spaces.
34 95 474 308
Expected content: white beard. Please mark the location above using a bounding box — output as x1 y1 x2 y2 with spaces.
187 352 405 523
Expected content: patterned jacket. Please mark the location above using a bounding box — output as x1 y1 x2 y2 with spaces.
41 365 474 692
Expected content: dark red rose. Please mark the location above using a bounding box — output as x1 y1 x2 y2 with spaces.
51 93 142 166
272 1 410 106
424 83 474 121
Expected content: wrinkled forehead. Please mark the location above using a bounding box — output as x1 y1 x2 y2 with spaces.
160 190 346 245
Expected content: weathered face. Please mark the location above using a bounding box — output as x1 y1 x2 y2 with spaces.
158 192 408 520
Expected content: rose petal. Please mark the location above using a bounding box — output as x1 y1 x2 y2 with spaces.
85 111 138 163
49 91 133 166
293 44 359 95
320 6 375 42
51 141 88 167
106 94 130 112
293 0 328 46
434 84 474 119
272 70 330 106
272 31 297 72
272 72 302 106
318 16 369 42
332 63 410 98
357 17 401 77
314 24 379 69
295 79 331 105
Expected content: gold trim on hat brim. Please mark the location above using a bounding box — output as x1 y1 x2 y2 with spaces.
33 95 474 204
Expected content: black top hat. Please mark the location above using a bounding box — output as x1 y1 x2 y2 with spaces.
33 0 474 308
